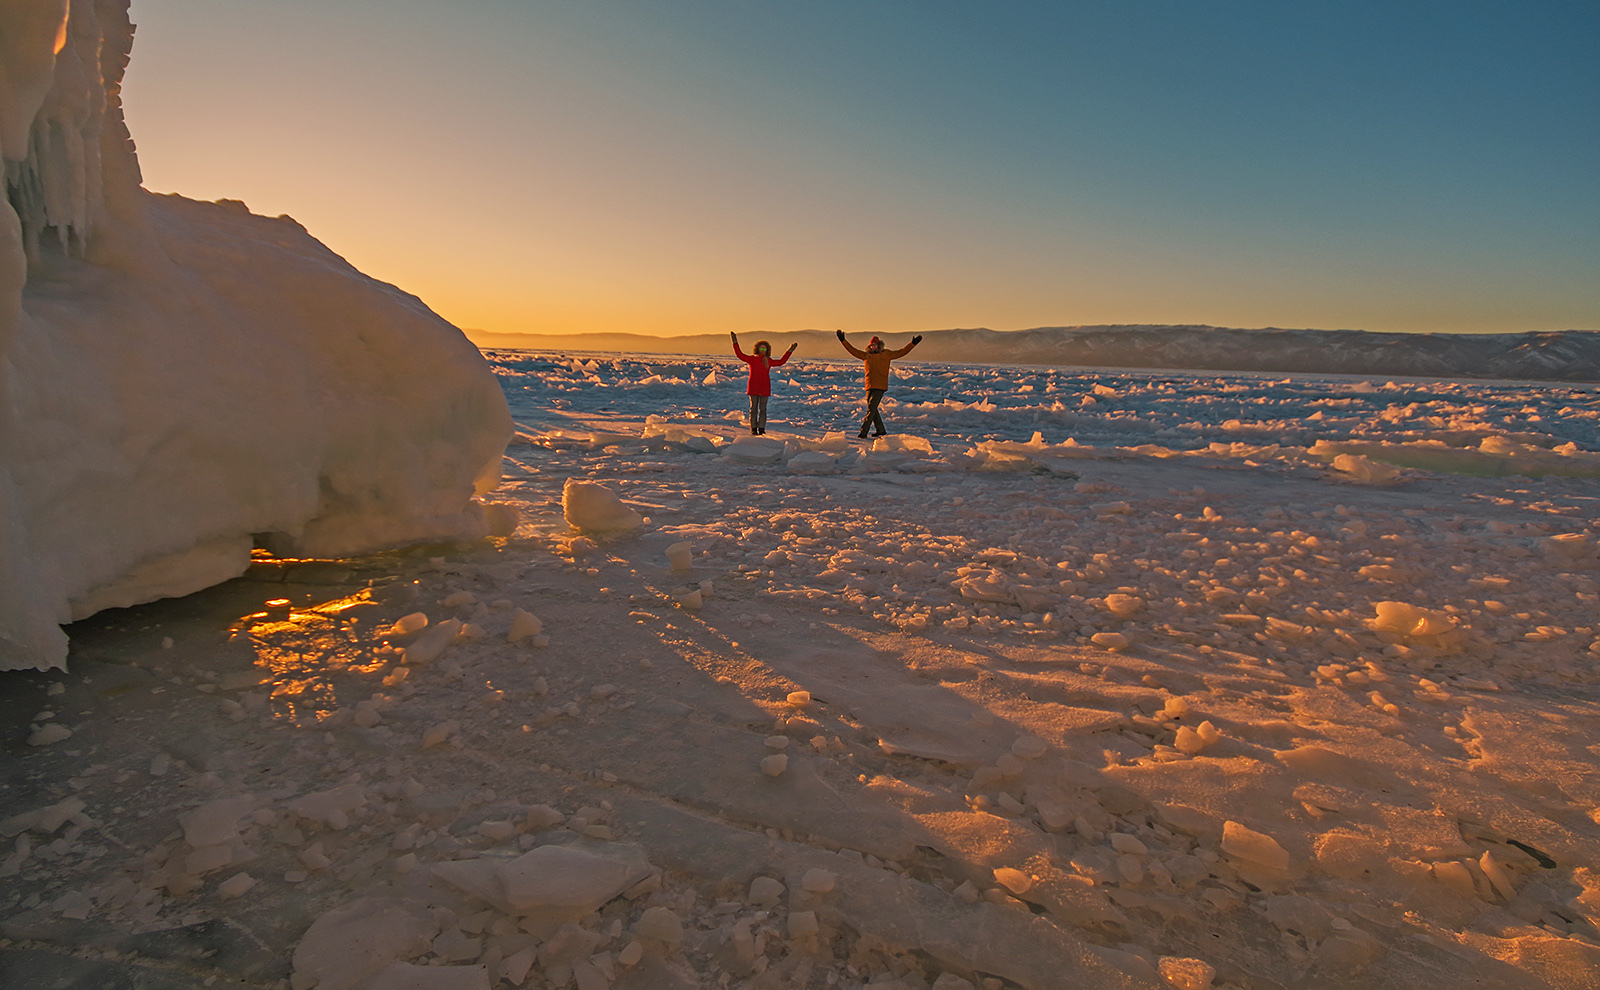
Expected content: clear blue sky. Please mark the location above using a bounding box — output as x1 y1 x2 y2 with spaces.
120 0 1599 336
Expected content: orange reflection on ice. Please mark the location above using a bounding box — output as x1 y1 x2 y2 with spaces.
241 592 385 721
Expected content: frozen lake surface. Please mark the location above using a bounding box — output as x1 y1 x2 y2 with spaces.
6 348 1600 990
490 349 1600 457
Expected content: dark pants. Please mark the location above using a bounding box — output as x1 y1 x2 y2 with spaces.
860 389 886 436
749 394 768 433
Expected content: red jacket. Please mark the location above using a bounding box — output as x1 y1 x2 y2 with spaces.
734 343 791 396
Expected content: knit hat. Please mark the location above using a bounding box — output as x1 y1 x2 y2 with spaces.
869 336 882 348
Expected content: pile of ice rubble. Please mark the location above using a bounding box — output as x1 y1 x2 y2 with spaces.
571 419 1600 485
7 448 1600 989
0 0 512 672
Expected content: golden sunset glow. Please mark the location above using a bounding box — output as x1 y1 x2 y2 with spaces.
118 2 1598 339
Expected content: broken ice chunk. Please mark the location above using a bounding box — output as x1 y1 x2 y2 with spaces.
1479 850 1516 900
27 723 71 746
1110 834 1148 856
1157 956 1216 990
3 796 87 837
665 541 693 572
1331 453 1401 484
1221 821 1289 872
1011 736 1048 759
291 897 441 990
1116 854 1143 884
1103 594 1144 618
52 889 92 919
388 612 429 637
483 502 521 538
1174 727 1204 755
289 785 367 829
993 867 1032 895
801 868 836 893
525 805 563 829
185 844 235 876
1370 601 1456 638
616 941 643 967
507 608 543 643
217 872 256 899
748 876 785 905
563 479 643 533
1091 632 1129 651
1432 860 1477 898
443 842 652 923
403 619 463 665
1313 831 1387 880
357 962 490 990
635 906 683 943
760 754 788 777
421 721 460 750
787 910 820 938
178 795 255 848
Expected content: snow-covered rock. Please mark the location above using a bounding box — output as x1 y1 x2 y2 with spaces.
0 0 511 671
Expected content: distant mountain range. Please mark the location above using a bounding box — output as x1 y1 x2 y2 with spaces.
465 326 1600 383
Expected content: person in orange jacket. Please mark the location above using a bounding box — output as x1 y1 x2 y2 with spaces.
731 332 795 435
837 330 922 438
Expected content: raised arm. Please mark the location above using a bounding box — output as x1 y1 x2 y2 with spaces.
730 331 748 360
884 334 923 359
836 330 866 359
768 343 797 367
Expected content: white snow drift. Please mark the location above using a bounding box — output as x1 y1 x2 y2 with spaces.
0 0 511 670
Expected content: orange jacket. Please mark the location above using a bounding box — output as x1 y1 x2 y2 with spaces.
841 339 917 390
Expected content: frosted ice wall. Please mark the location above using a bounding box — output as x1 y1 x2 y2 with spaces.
0 0 513 670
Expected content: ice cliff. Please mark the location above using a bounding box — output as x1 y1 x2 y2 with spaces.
0 0 513 670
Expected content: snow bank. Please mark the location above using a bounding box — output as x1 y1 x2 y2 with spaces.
0 1 511 670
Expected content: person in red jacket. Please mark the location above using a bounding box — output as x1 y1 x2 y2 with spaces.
837 331 922 438
731 332 796 435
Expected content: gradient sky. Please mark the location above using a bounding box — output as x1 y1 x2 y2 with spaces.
120 0 1598 337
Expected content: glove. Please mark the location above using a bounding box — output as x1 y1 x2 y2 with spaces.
836 330 846 341
730 331 738 340
911 334 923 345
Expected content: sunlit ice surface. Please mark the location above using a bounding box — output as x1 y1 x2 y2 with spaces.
193 355 1600 724
18 348 1600 990
487 349 1600 460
